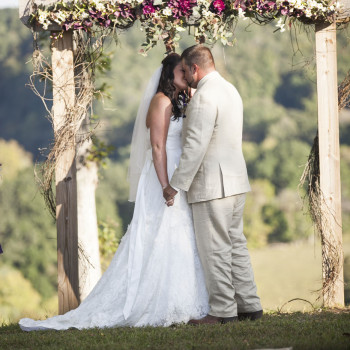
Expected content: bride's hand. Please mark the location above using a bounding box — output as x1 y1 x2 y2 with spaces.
166 197 175 207
163 184 178 201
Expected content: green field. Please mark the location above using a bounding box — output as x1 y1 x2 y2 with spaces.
251 238 350 311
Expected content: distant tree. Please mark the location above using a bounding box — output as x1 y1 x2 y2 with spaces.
0 265 42 322
0 140 56 299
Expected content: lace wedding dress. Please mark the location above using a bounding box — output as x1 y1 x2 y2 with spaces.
19 117 209 331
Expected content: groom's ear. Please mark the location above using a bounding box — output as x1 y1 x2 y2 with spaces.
192 64 199 74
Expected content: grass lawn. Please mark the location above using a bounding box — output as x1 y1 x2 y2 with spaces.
250 239 350 311
1 310 350 350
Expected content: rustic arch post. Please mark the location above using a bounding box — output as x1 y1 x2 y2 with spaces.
315 21 343 307
51 30 80 313
20 1 80 314
314 1 349 307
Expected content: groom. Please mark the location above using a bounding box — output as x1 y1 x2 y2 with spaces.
163 45 262 324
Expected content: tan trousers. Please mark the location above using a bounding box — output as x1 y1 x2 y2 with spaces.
192 193 262 317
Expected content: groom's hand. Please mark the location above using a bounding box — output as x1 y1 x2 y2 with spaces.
163 185 178 205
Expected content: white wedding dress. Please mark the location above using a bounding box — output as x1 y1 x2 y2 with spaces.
19 117 209 331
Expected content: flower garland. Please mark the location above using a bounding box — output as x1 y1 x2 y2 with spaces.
31 0 341 53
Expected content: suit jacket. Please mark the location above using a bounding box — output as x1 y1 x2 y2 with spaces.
170 71 251 203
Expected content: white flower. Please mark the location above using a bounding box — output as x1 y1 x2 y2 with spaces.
56 10 67 22
305 8 312 17
42 20 51 30
96 3 106 11
309 0 318 9
162 7 172 16
202 9 212 17
294 0 303 9
191 8 201 19
276 17 285 32
38 9 48 22
176 26 186 31
197 0 211 6
238 8 246 18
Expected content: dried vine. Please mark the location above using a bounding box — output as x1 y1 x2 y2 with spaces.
339 69 350 110
30 28 112 219
299 71 350 304
299 134 343 303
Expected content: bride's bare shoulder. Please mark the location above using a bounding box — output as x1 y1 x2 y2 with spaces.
148 92 172 115
146 92 172 127
151 92 172 107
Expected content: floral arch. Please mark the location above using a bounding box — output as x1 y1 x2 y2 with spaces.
19 0 350 314
23 0 347 53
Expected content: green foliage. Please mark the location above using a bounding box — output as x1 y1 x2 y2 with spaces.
98 221 120 272
86 136 115 168
0 140 57 300
0 9 52 157
244 179 275 248
340 145 350 236
96 158 134 233
262 204 290 243
274 70 314 110
0 266 42 323
0 139 33 179
344 255 350 305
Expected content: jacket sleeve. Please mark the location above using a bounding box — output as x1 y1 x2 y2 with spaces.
170 91 217 191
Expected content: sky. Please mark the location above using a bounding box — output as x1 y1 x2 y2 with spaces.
1 0 19 8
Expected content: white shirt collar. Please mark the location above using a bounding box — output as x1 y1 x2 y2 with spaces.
197 71 220 90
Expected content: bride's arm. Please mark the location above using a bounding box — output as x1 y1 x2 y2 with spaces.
146 93 172 190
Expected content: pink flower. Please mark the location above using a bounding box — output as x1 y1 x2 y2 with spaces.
142 0 157 15
210 0 225 14
168 0 197 19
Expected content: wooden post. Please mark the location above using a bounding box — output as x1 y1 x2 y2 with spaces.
315 22 344 307
52 30 80 314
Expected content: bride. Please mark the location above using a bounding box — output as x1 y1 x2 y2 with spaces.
19 53 209 331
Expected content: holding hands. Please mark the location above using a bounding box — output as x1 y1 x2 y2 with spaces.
163 185 178 206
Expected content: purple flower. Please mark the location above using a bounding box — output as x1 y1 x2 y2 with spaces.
116 4 134 18
257 1 276 12
73 22 84 29
142 0 157 16
168 0 197 19
233 0 247 11
210 0 225 14
84 20 93 28
63 21 73 31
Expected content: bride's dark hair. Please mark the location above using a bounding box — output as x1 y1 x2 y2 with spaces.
157 53 188 121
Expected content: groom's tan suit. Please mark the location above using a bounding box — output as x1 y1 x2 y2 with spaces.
170 71 262 317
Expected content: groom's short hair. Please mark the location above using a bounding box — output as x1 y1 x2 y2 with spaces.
181 45 215 70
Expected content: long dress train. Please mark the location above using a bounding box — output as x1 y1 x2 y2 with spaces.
19 117 209 331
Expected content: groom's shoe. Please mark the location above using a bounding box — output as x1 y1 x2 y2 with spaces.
188 314 238 325
238 310 263 321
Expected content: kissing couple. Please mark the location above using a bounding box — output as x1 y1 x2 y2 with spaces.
20 45 262 331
